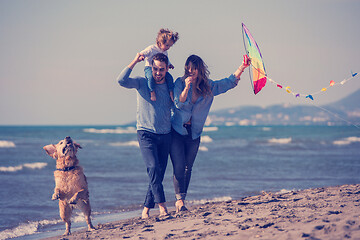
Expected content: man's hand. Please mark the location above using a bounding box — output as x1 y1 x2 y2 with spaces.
135 53 145 63
128 53 145 69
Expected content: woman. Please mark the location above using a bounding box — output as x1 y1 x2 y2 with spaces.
170 54 250 212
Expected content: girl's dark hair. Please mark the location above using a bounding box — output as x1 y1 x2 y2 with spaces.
184 55 212 96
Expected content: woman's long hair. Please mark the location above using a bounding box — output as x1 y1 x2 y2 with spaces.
184 55 212 97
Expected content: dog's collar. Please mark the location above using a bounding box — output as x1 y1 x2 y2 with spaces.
56 166 76 172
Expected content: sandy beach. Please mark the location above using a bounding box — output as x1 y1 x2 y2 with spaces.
41 184 360 240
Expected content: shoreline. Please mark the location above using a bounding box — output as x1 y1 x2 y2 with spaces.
41 184 360 240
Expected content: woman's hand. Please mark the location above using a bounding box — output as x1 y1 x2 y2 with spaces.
233 55 251 79
179 76 195 102
243 54 251 67
184 76 195 89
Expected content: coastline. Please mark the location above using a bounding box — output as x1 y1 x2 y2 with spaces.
42 184 360 240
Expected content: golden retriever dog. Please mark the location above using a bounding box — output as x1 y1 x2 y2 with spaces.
43 136 95 235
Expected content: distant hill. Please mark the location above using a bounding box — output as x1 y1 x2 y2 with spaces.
325 89 360 111
207 89 360 126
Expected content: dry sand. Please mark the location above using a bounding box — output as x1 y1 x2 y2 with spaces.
43 184 360 240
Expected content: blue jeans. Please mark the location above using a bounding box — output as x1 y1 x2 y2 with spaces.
170 126 201 201
144 66 174 92
137 130 171 208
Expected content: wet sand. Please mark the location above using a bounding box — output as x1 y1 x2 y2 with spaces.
43 184 360 240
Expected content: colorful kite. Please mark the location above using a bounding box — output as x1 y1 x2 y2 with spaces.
242 23 267 95
241 23 358 100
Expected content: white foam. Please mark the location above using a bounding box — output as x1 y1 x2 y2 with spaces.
189 196 232 205
0 140 16 148
201 135 213 143
0 165 23 172
262 127 271 131
203 126 218 132
72 212 88 223
0 162 48 172
275 188 296 194
198 146 208 152
0 219 61 240
268 137 292 144
109 141 139 147
24 162 48 169
83 127 136 134
333 136 360 145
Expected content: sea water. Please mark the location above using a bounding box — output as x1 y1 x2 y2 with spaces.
0 125 359 239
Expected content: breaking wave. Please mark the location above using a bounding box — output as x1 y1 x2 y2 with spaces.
84 127 136 134
0 219 61 240
268 137 292 144
203 127 218 132
201 135 213 143
189 196 232 205
275 188 298 194
333 136 360 146
0 140 15 148
109 141 139 147
199 146 209 152
0 162 47 172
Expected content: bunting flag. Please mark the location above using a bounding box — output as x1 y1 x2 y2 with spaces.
267 73 358 100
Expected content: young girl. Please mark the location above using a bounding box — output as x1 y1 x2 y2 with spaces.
140 28 179 101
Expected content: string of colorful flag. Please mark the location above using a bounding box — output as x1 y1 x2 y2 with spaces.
266 71 358 100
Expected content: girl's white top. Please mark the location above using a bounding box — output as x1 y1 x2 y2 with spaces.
140 44 170 67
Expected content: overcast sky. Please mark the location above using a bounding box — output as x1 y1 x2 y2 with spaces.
1 0 359 125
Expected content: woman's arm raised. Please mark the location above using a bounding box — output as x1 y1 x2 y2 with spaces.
233 55 251 80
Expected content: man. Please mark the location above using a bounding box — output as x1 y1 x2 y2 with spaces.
117 53 172 218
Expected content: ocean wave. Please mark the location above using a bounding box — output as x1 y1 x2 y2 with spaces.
268 137 292 144
275 188 297 194
203 126 218 132
0 219 61 240
333 136 360 146
109 141 139 147
201 135 213 143
199 146 209 152
0 140 15 148
189 196 232 205
84 127 136 134
0 162 47 173
262 127 271 131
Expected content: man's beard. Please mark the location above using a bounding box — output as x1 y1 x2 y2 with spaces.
154 75 164 83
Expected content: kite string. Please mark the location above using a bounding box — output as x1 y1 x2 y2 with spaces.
268 72 360 129
247 57 360 129
309 103 360 130
242 23 359 129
